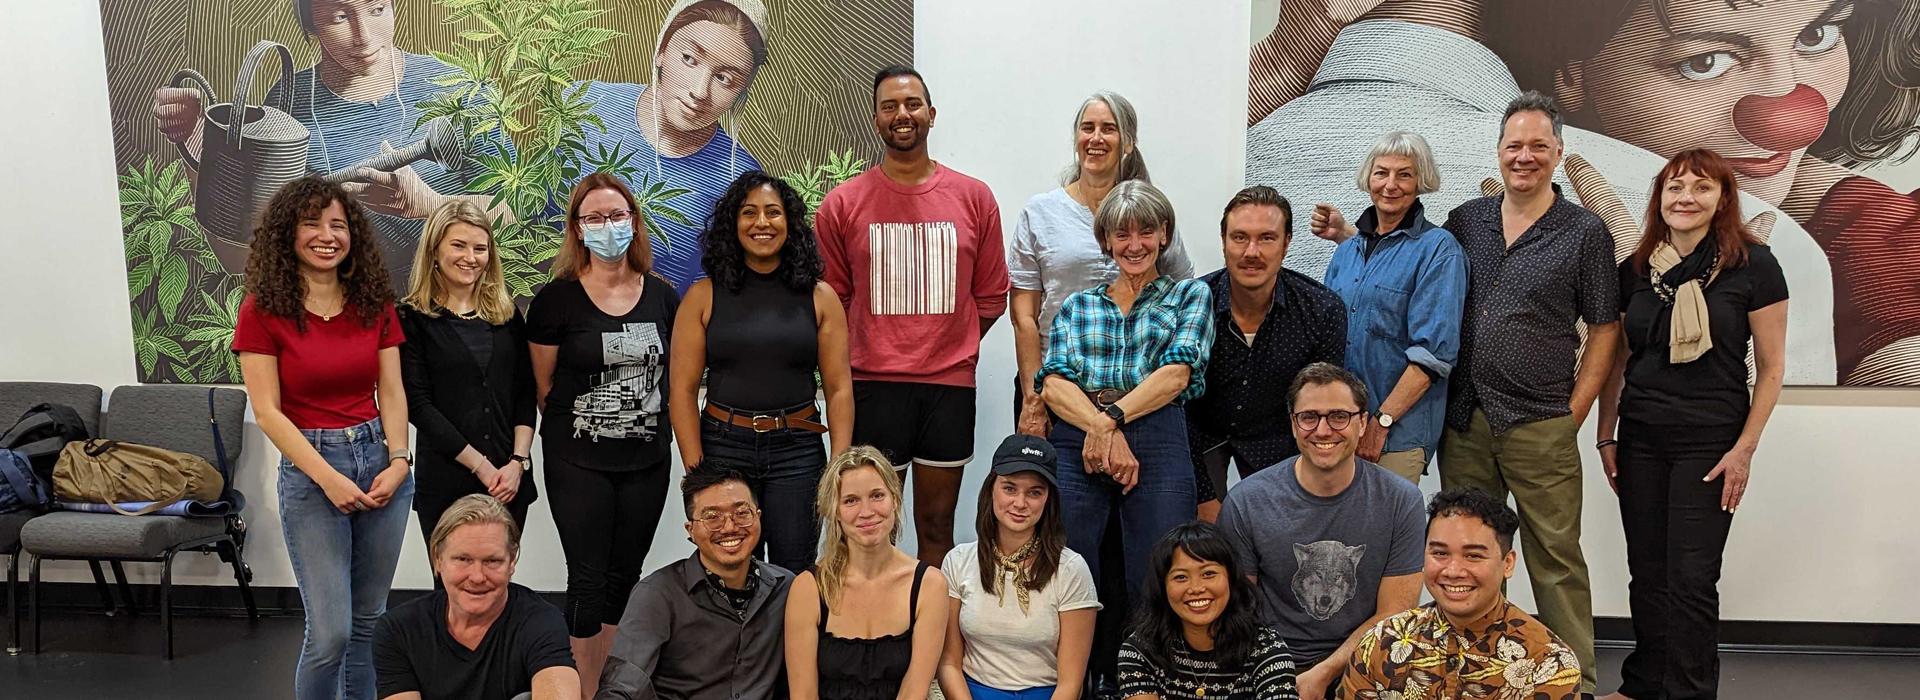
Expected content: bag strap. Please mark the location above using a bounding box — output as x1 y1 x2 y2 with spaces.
0 413 53 449
207 389 231 479
84 439 120 457
105 479 191 516
0 453 42 497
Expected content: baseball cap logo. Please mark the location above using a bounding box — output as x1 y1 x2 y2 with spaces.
1021 447 1043 457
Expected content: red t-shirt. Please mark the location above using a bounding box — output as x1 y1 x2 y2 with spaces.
816 164 1010 387
232 297 405 429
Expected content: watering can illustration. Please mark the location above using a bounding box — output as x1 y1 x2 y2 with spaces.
170 40 309 274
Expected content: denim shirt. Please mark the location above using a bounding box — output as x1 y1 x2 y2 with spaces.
1323 201 1467 454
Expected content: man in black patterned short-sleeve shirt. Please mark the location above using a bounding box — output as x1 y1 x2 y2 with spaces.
1438 91 1619 694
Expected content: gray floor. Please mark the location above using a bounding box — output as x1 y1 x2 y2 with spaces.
2 611 1917 698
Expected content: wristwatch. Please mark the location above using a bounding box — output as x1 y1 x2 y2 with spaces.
1102 403 1127 427
508 454 531 471
1377 413 1396 429
388 450 414 467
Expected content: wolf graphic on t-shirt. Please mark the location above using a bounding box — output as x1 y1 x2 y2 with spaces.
572 322 663 441
867 221 958 316
1292 540 1365 621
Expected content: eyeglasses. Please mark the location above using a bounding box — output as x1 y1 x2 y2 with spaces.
694 506 760 529
577 210 633 228
1293 410 1359 431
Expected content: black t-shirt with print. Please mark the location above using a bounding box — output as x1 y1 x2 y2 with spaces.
526 275 678 471
1618 243 1788 427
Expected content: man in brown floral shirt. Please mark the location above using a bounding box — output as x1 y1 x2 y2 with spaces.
1339 487 1581 699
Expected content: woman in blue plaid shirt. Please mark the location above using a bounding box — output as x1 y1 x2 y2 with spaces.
1037 180 1215 604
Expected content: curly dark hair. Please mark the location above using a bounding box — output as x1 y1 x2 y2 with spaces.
1126 521 1265 673
244 176 393 331
1428 487 1523 554
702 171 824 294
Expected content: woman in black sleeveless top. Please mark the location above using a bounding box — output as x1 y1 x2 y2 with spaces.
784 447 948 700
669 171 853 573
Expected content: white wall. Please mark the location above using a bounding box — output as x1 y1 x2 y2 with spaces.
4 0 1917 627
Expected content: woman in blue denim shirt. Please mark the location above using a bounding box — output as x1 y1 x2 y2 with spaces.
1317 131 1469 483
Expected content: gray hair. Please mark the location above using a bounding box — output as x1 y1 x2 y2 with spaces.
1500 90 1565 144
1356 131 1442 194
1063 91 1150 185
1093 180 1176 256
429 494 522 563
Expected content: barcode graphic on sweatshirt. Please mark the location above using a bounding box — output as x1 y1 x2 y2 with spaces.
867 221 957 316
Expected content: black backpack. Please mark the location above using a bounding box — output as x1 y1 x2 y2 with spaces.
0 403 91 513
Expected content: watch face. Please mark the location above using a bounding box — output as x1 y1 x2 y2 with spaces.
1378 414 1394 428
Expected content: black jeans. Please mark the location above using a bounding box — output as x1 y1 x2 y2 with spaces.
543 456 669 638
1616 419 1741 700
701 414 828 573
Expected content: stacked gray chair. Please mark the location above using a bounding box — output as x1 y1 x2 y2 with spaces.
0 381 104 655
21 384 258 659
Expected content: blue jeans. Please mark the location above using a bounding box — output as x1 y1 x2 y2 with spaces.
700 412 827 573
967 678 1055 699
279 418 414 700
1052 405 1195 597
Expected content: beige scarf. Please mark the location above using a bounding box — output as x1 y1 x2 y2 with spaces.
1649 241 1719 363
993 537 1041 615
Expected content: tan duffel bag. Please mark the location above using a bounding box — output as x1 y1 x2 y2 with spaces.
52 439 225 516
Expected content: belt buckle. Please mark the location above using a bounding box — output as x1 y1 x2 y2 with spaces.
749 414 780 433
1093 389 1123 408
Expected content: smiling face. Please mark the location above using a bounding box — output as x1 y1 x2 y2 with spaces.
295 199 352 274
1076 99 1127 180
1222 203 1289 292
309 0 397 77
991 472 1049 537
1498 110 1564 195
1290 380 1367 474
1661 167 1726 236
1165 548 1232 639
1104 222 1166 277
1424 514 1517 625
874 75 935 153
1367 153 1419 222
433 221 490 291
836 466 898 548
736 183 789 264
686 480 761 572
434 522 515 619
1570 0 1853 205
655 19 756 134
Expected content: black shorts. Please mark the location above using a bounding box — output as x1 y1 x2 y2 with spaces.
852 380 976 468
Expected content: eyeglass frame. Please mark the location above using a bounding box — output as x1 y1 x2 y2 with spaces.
1291 409 1365 431
692 505 762 529
575 209 635 228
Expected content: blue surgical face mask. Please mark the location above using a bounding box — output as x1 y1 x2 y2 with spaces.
582 219 635 262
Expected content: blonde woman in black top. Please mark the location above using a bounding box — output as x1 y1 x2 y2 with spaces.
784 447 948 700
399 200 538 559
669 171 853 573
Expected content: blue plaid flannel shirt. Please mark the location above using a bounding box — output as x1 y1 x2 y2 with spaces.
1037 276 1215 402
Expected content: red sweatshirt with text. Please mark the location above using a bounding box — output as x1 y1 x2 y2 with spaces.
817 164 1010 387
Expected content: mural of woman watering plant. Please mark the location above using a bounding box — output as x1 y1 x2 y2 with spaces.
98 0 910 383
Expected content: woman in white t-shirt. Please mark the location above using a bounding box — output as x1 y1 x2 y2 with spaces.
938 434 1102 700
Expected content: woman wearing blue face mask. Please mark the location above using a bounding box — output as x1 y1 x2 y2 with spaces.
526 172 680 696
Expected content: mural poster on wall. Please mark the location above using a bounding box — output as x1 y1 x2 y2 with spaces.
1248 0 1920 386
100 0 911 383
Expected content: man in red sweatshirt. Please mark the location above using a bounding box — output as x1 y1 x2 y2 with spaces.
816 65 1010 566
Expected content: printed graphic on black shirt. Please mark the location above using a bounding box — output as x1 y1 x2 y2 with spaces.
573 322 663 440
1292 540 1365 621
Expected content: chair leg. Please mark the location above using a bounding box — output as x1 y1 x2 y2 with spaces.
6 552 17 655
222 538 258 620
88 560 114 615
161 551 175 660
111 561 138 617
29 555 41 654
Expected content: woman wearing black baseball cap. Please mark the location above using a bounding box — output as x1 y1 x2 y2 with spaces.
935 435 1102 700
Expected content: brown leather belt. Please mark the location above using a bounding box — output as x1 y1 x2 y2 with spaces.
704 403 828 434
1085 389 1125 408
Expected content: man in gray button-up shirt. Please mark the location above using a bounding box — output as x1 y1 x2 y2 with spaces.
596 465 794 700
